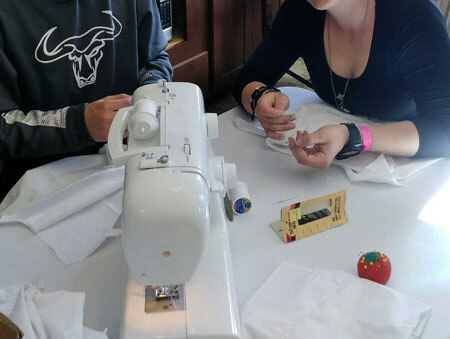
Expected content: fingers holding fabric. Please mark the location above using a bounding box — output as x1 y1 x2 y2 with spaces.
289 127 347 170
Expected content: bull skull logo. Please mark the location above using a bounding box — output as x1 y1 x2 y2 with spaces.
35 11 122 88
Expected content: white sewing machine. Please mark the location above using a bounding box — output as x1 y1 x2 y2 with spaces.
108 81 241 338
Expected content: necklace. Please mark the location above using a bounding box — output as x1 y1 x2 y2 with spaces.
330 69 350 112
327 0 371 112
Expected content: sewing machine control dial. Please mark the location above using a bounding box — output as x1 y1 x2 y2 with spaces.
139 154 171 169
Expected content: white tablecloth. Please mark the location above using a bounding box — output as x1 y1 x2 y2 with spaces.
1 88 450 338
211 93 450 339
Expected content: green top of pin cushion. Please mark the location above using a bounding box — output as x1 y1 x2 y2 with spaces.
363 251 380 262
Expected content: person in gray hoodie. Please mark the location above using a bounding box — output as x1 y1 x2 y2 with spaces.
0 0 173 199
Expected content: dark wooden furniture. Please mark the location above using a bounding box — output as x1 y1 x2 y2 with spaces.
210 0 264 93
166 0 210 94
165 0 283 96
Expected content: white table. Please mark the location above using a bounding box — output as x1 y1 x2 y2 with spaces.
0 223 127 337
211 88 450 339
1 87 450 339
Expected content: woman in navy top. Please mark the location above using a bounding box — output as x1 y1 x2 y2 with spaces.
234 0 450 168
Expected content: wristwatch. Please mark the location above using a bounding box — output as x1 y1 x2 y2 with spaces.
335 123 363 160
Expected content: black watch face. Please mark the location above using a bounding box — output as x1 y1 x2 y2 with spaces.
336 149 361 160
343 150 360 156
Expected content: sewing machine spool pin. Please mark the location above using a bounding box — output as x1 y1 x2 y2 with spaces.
161 79 169 93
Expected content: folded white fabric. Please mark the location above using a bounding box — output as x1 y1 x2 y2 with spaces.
0 284 108 339
235 103 442 185
0 154 124 265
241 262 431 339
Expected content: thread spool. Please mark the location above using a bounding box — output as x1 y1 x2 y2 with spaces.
228 181 252 215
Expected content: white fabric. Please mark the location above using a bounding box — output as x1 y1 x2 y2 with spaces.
234 103 441 185
242 262 431 339
0 154 124 265
0 284 108 339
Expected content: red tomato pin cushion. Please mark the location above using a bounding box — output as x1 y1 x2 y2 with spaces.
357 251 391 285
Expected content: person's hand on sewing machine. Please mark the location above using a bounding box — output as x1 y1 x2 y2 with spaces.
241 82 295 140
288 126 349 169
85 94 132 142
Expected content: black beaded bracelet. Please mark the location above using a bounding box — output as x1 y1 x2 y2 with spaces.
250 86 281 120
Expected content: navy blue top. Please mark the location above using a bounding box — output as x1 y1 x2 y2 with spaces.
234 0 450 158
0 0 173 198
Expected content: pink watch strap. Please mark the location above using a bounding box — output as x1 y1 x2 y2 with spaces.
359 126 372 151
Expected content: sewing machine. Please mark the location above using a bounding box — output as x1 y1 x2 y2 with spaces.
108 81 241 338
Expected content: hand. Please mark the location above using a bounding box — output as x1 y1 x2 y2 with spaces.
288 125 350 170
84 94 132 142
254 91 296 140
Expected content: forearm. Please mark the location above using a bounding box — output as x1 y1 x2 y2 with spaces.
139 51 173 85
234 0 306 108
364 121 419 157
0 104 95 159
394 0 450 157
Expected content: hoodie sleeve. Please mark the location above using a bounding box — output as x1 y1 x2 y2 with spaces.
137 0 173 85
0 28 96 160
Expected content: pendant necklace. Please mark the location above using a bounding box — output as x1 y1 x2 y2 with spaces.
330 68 350 112
327 0 371 112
